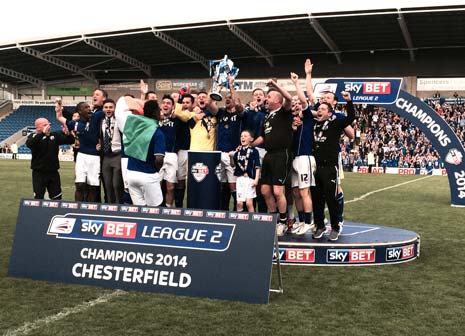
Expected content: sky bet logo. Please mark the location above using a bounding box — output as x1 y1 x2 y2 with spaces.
80 220 137 239
184 209 204 217
344 82 391 94
386 245 415 261
285 248 315 263
327 249 376 263
229 212 249 220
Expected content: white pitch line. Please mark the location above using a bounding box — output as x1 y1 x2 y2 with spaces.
3 290 126 336
345 175 433 204
2 175 433 336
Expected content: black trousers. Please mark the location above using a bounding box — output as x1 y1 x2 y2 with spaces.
101 154 124 204
32 170 62 200
313 165 339 231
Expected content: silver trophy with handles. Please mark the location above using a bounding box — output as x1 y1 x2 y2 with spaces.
209 55 239 101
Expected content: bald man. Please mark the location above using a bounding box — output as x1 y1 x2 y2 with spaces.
254 80 294 236
26 117 74 199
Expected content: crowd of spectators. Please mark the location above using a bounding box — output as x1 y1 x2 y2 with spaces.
0 143 11 153
339 98 465 171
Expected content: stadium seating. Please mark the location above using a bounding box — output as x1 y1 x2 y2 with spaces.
0 105 74 154
342 100 465 169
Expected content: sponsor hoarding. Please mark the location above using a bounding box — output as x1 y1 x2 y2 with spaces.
9 200 277 304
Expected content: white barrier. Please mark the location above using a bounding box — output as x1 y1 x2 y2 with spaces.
0 153 73 161
353 166 447 176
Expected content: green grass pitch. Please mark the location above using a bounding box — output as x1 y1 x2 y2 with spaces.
0 160 464 336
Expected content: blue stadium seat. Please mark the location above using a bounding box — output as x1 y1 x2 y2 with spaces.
0 105 74 141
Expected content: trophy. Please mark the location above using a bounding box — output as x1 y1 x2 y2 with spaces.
209 55 239 101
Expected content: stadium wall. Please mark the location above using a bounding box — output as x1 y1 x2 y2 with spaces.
14 76 465 102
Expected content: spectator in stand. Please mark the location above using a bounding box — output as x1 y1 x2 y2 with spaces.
348 98 465 169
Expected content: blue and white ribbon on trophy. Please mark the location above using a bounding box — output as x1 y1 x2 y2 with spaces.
209 55 239 101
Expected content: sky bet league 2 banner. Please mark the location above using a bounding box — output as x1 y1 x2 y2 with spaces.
8 200 277 304
324 78 465 207
322 78 403 104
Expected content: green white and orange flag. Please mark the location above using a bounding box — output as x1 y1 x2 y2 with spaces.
115 96 158 162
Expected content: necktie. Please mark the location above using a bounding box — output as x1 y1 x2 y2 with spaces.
103 117 111 154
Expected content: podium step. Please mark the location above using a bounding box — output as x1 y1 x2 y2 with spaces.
274 221 420 266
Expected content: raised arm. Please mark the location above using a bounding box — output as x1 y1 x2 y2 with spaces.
172 87 195 122
341 91 355 127
267 79 292 111
173 103 195 122
344 125 355 140
290 72 308 109
228 75 244 113
140 79 148 100
253 136 264 147
55 100 67 127
305 58 317 105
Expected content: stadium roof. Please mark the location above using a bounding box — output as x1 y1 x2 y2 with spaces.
1 1 465 87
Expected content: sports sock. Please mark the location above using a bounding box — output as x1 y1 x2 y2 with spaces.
336 191 344 223
175 187 185 208
304 212 313 224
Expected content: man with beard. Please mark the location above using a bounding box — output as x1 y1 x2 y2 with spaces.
158 95 179 207
305 58 354 229
312 91 355 241
98 99 123 204
216 76 243 210
188 91 218 151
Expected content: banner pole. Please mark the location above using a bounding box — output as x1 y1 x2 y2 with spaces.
269 233 284 294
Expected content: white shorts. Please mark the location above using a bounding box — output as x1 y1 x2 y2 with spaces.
159 152 178 183
220 151 237 183
127 170 163 206
121 157 129 189
256 147 267 163
255 147 267 179
236 175 257 202
176 150 188 180
291 155 316 189
75 152 101 186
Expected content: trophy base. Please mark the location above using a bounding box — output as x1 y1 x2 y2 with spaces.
210 92 223 101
